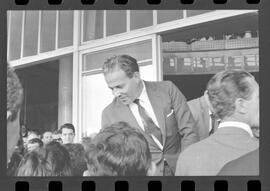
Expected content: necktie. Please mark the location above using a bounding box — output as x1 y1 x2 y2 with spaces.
134 99 163 145
209 113 219 135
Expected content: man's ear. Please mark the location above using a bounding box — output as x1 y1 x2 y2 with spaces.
235 98 248 114
147 162 157 176
133 71 141 81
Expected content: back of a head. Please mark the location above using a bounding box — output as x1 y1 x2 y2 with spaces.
85 121 151 176
17 148 52 176
63 143 87 176
45 141 72 176
102 55 139 78
206 70 256 120
7 64 24 162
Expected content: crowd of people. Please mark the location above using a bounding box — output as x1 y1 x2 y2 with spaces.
7 54 259 176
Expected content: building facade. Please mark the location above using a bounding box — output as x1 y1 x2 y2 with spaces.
8 10 259 142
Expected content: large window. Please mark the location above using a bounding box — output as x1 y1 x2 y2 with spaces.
106 10 127 36
83 11 104 41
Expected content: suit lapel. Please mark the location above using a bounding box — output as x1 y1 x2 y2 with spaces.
144 81 166 146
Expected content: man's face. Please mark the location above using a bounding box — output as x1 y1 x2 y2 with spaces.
105 68 141 105
246 78 260 128
61 128 75 144
42 132 53 144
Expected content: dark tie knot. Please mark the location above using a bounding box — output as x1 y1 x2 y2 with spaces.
134 99 140 105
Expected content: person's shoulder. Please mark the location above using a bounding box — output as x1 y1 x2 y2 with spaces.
145 80 176 90
102 98 118 114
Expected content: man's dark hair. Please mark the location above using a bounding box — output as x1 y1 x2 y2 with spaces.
7 64 23 122
63 143 87 176
103 55 139 78
207 70 255 120
85 121 151 176
60 123 75 134
28 138 43 148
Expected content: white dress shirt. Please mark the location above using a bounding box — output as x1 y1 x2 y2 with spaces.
129 81 163 149
218 121 254 137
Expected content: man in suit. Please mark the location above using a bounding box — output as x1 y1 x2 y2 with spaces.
101 55 198 176
218 149 259 175
175 70 259 176
188 90 220 140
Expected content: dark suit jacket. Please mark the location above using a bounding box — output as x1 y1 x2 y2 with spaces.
218 149 259 176
188 95 210 140
102 81 198 175
175 126 259 176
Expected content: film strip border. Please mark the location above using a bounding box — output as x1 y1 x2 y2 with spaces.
12 179 261 191
11 0 261 6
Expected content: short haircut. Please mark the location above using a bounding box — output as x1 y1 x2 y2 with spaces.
45 141 72 176
207 70 256 120
63 143 87 176
7 64 23 122
85 121 151 176
103 55 139 78
60 123 75 134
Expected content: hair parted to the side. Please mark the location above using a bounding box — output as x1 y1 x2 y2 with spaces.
207 69 255 120
63 143 87 176
102 55 139 78
85 121 151 176
60 123 75 134
7 63 23 122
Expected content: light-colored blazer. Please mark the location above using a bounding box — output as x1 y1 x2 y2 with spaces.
102 81 198 175
175 126 259 176
188 95 211 140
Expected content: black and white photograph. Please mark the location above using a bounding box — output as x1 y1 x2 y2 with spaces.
7 10 259 177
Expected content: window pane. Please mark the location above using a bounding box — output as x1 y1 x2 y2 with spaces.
58 11 73 48
83 10 104 42
9 11 23 60
40 11 56 53
186 10 212 17
106 10 126 36
23 11 39 57
83 40 152 71
130 10 153 30
157 10 183 24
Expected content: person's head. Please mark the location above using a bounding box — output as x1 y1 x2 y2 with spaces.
27 130 40 142
207 70 259 128
17 142 72 176
60 123 75 144
85 121 154 176
7 64 23 162
44 141 72 176
42 131 53 145
27 138 43 152
103 55 143 105
63 143 87 176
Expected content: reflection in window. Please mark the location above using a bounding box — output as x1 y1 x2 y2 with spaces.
106 10 126 36
40 11 56 53
157 10 183 24
186 10 212 17
23 11 39 57
9 11 23 60
83 40 152 71
130 10 153 30
83 11 104 42
58 11 73 48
